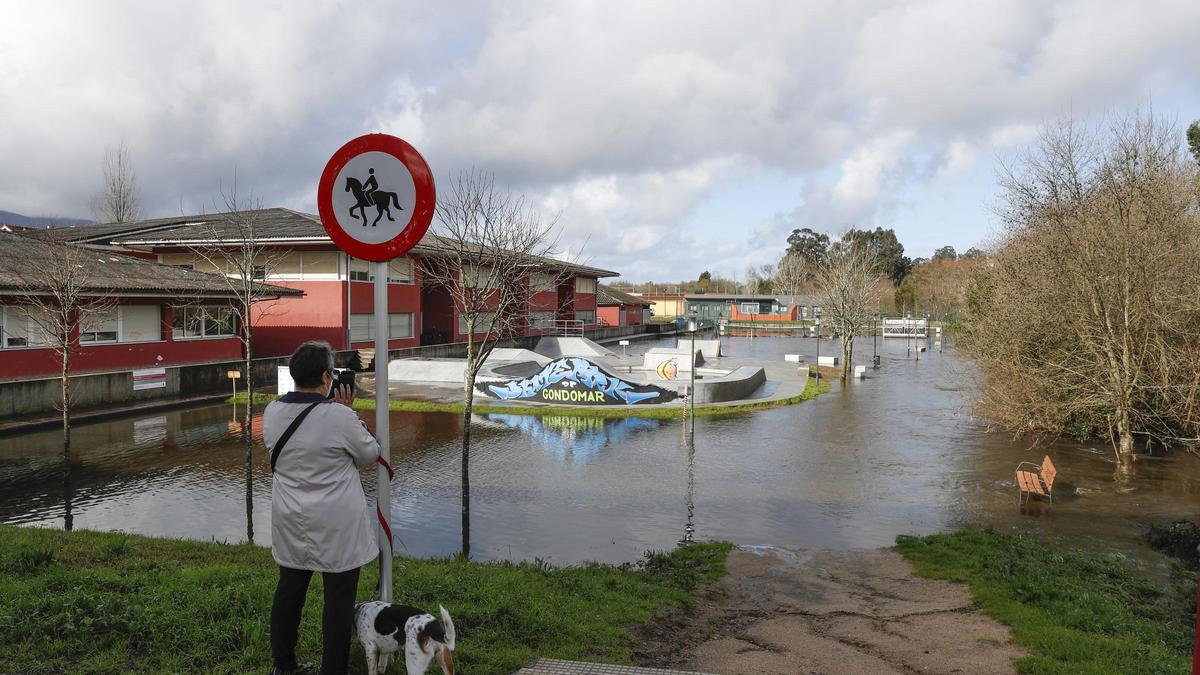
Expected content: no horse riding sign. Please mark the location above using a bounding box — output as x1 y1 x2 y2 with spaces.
317 134 435 261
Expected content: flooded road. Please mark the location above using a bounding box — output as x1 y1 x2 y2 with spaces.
3 335 1198 565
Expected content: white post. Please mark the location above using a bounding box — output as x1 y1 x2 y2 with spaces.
374 262 392 602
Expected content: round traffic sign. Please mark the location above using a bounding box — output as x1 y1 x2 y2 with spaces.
316 134 435 262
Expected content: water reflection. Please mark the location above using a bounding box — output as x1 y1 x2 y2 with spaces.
482 414 660 463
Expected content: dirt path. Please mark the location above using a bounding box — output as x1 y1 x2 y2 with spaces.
637 546 1024 675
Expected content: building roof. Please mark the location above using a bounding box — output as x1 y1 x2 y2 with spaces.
0 231 302 299
683 293 778 302
597 285 651 307
31 208 619 278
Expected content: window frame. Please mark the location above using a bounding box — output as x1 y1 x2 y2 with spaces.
575 276 597 294
172 305 238 340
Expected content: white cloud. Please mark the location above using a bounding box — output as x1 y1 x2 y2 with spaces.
1 0 1198 281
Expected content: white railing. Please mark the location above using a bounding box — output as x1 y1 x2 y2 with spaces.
881 317 927 338
530 318 585 336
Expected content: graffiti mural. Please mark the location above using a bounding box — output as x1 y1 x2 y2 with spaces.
480 357 679 405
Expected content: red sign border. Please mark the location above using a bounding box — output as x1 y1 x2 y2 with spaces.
317 134 435 262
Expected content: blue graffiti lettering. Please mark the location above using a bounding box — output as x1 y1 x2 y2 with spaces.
484 357 669 405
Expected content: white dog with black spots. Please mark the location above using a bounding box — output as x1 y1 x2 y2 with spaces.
353 602 456 675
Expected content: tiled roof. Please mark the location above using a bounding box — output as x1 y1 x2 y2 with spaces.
597 285 651 307
32 208 619 278
0 231 302 299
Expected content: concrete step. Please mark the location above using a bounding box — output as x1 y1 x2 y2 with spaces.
515 660 714 675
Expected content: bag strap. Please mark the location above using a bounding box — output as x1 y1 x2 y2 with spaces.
270 401 325 473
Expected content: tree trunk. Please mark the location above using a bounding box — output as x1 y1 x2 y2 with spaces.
841 331 854 384
461 375 474 559
61 348 71 449
1115 404 1135 464
243 339 254 543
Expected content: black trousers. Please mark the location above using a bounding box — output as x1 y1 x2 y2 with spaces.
270 565 361 675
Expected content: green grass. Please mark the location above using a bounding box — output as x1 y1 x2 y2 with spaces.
0 525 731 674
895 530 1195 674
231 376 829 420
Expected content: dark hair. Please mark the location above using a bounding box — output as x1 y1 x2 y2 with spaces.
289 341 334 388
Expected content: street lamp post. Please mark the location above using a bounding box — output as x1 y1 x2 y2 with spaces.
686 313 698 428
872 313 880 368
814 308 822 381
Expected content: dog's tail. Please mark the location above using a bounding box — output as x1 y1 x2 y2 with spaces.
439 605 456 650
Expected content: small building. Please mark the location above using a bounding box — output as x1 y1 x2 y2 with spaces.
597 285 651 327
773 294 822 320
683 293 785 323
630 292 686 319
0 231 300 385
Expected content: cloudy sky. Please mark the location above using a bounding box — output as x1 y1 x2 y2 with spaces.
3 1 1199 282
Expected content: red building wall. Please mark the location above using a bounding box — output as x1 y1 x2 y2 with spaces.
253 280 347 357
2 301 241 380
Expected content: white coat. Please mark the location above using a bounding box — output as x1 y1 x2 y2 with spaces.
262 392 381 573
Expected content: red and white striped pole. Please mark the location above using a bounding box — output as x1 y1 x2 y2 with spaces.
374 261 393 603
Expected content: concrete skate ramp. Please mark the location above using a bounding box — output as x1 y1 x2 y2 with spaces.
389 349 551 383
693 366 766 404
488 348 552 367
533 336 615 359
388 358 465 383
490 361 547 378
643 347 705 372
678 338 721 359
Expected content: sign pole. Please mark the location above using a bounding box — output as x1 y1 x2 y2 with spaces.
374 262 392 603
317 132 435 605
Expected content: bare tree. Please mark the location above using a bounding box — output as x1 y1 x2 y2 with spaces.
3 235 114 446
93 141 141 223
774 251 811 297
967 112 1200 463
186 181 287 542
421 170 567 556
815 237 881 383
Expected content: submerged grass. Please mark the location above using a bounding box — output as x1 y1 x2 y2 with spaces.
0 525 730 674
895 530 1195 674
231 375 828 420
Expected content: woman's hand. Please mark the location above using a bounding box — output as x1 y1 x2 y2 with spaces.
332 384 355 407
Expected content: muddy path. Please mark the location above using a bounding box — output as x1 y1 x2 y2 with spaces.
636 546 1024 674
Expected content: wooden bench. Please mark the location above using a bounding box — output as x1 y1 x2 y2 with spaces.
1016 455 1057 505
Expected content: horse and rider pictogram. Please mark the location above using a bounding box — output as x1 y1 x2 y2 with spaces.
344 168 403 226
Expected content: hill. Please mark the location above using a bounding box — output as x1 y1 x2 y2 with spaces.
0 210 92 229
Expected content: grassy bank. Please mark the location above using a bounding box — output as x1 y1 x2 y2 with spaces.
232 375 829 420
896 530 1195 673
0 525 730 674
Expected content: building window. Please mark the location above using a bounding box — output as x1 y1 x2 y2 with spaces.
79 308 119 344
530 273 557 293
349 257 371 282
389 312 414 338
301 252 338 277
458 311 497 335
120 305 161 342
739 302 759 314
351 312 415 341
575 309 596 324
160 253 195 270
529 311 556 329
575 277 597 294
461 264 497 290
349 256 413 283
173 306 237 340
0 306 48 348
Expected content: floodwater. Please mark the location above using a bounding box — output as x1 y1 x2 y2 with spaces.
3 335 1199 567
